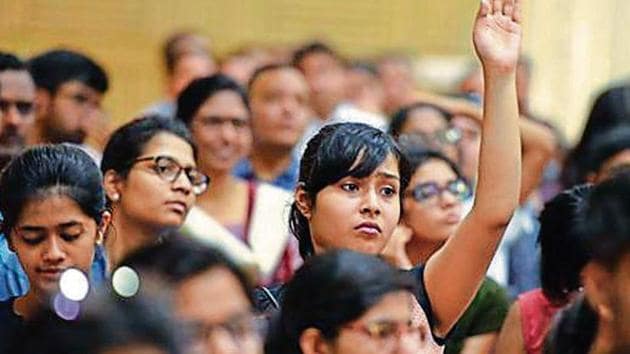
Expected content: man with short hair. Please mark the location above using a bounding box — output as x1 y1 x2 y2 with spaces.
28 49 108 146
0 52 35 155
233 64 310 191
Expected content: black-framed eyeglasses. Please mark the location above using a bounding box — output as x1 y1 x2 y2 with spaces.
187 313 267 343
130 155 209 195
0 99 34 116
407 179 470 203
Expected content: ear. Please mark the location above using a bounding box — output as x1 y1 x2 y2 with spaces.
294 184 313 219
96 210 113 245
103 170 124 203
582 262 614 322
34 88 51 122
299 328 333 354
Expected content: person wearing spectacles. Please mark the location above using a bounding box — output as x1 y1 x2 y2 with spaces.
101 115 207 270
0 52 35 155
121 237 265 354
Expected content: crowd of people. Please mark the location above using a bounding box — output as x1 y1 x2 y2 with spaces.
0 0 629 353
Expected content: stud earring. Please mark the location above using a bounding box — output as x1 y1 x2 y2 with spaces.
111 193 120 202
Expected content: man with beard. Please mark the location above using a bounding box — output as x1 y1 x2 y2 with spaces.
28 49 108 149
0 52 35 168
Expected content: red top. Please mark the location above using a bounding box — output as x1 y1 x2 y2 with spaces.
518 288 566 354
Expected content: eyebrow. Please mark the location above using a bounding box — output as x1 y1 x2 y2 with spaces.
376 172 400 181
17 221 84 231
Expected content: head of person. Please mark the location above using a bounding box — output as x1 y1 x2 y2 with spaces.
0 144 110 298
451 111 482 183
538 184 592 304
579 174 630 350
163 31 217 99
399 143 469 245
584 124 630 184
390 102 460 163
11 292 186 354
0 52 36 150
376 54 416 115
292 42 346 118
247 64 310 152
28 49 108 144
101 115 207 234
176 74 251 176
121 237 261 354
219 46 273 86
290 122 411 259
345 61 385 112
270 250 427 354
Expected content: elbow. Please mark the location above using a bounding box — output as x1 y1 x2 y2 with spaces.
473 202 517 231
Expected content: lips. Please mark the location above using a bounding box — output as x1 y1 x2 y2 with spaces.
37 267 65 280
354 222 382 237
165 200 188 215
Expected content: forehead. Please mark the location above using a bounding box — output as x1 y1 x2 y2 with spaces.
0 70 35 98
251 68 308 95
140 132 195 166
356 291 412 322
403 108 449 133
196 90 249 118
17 194 92 227
56 80 102 98
410 159 457 185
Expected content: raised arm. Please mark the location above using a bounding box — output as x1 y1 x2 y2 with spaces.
424 0 522 335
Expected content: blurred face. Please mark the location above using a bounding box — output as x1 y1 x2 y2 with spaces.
113 133 197 231
190 90 251 174
327 291 430 354
42 80 103 144
302 154 401 256
377 60 415 115
249 68 309 150
170 54 216 98
403 159 465 244
346 68 385 111
451 116 481 183
175 267 262 354
10 195 99 298
0 70 35 148
611 254 630 350
298 52 346 118
100 345 167 354
399 107 459 163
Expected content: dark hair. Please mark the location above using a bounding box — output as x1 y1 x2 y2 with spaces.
538 184 592 303
289 122 411 258
584 124 630 175
268 250 415 354
28 49 108 94
578 173 630 270
543 296 598 354
176 73 249 126
247 63 296 93
163 31 210 75
562 85 630 187
120 236 254 305
9 292 185 354
101 115 196 179
292 41 341 69
389 102 453 139
0 51 26 72
398 141 464 183
0 144 106 236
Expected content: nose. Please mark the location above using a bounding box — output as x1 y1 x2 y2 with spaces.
219 121 238 142
171 169 193 195
5 105 22 127
360 188 382 216
42 236 66 264
438 189 459 208
207 328 240 354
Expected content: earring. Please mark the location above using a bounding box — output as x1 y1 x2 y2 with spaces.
96 230 104 245
111 193 120 202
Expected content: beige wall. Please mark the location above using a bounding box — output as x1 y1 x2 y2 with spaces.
1 0 629 143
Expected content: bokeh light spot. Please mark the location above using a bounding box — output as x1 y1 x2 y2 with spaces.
112 266 140 298
59 268 89 301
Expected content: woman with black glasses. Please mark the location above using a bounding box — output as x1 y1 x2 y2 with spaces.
100 115 208 270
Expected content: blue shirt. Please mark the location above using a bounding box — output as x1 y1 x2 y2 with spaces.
0 234 108 301
233 157 300 192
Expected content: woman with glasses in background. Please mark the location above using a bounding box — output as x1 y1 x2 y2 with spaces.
100 115 208 270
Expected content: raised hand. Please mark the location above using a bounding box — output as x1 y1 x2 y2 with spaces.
473 0 522 73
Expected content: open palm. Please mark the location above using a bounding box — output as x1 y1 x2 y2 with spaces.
473 0 522 71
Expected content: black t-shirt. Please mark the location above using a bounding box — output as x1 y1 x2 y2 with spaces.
0 297 24 353
254 264 445 343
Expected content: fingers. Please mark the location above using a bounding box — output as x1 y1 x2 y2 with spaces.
512 0 522 23
478 0 491 18
503 0 514 18
492 0 503 14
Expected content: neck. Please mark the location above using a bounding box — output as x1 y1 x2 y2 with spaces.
405 237 445 265
14 290 46 321
249 143 293 182
198 170 242 205
590 317 615 354
106 208 162 271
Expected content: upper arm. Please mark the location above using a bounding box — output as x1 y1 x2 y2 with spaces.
495 302 526 354
461 333 499 354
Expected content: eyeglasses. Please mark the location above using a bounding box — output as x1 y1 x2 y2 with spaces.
407 179 470 203
0 99 34 116
400 128 462 146
188 313 267 344
344 319 428 350
130 155 209 195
